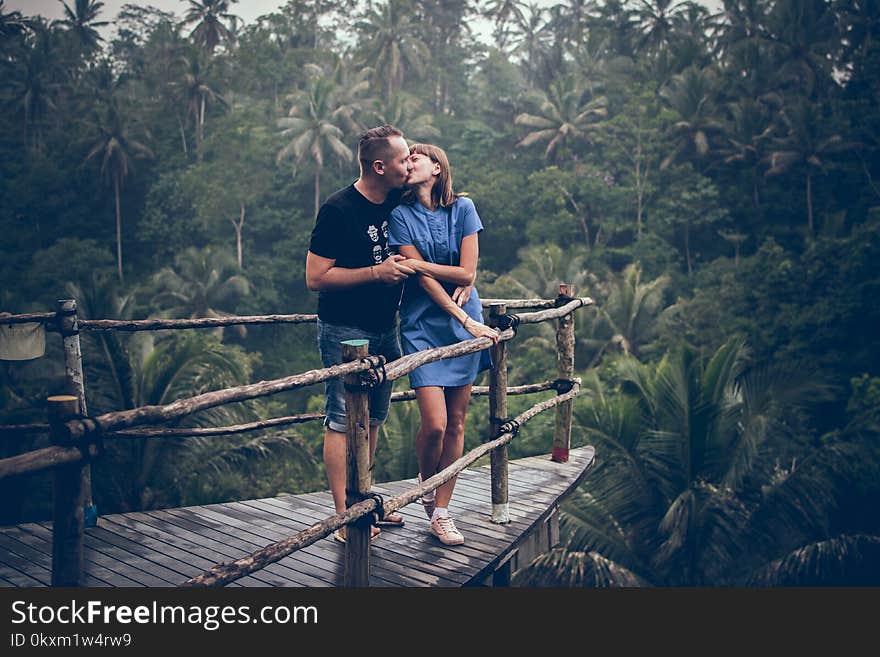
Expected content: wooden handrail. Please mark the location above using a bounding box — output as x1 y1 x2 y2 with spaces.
0 382 562 441
56 358 384 443
78 314 317 331
514 297 593 324
0 297 576 333
0 312 55 325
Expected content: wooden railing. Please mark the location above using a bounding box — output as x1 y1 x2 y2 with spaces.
0 288 594 587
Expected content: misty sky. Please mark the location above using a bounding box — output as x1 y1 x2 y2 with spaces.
10 0 725 33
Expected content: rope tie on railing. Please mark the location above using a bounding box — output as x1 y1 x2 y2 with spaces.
63 414 104 460
500 418 521 437
344 490 385 524
494 313 520 335
56 306 78 337
491 416 521 438
554 292 576 308
343 355 387 392
552 378 577 394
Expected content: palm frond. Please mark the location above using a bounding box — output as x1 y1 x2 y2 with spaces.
746 534 880 586
513 548 650 587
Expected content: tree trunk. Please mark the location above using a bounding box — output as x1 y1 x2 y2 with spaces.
752 169 760 210
198 93 206 162
233 202 245 270
579 214 591 252
177 112 188 156
635 127 647 238
314 168 321 219
114 174 123 284
684 220 692 277
806 171 813 236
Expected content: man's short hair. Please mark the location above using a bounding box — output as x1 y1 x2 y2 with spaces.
358 125 404 173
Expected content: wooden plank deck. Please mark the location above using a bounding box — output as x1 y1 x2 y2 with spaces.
0 446 594 587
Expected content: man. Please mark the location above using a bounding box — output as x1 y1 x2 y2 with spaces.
306 125 415 541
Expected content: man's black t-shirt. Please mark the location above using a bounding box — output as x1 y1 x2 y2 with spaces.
308 184 403 332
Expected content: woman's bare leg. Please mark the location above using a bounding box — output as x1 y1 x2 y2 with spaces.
415 386 447 486
434 384 471 510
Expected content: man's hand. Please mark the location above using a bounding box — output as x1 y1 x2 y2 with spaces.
373 254 416 284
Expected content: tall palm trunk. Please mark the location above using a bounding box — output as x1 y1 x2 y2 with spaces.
176 111 188 156
232 202 245 270
114 173 123 284
314 168 321 219
197 92 206 162
806 171 813 236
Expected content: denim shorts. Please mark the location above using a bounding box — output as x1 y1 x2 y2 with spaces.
317 319 401 433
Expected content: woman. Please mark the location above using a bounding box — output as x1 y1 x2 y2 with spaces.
388 143 499 546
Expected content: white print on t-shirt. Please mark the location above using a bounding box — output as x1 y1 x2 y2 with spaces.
372 244 382 264
367 224 379 242
381 221 388 239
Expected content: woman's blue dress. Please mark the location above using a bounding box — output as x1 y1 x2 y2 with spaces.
388 197 491 388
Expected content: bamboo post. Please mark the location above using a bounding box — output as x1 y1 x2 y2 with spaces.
342 340 371 587
48 395 86 586
488 303 510 524
553 284 575 463
56 299 97 526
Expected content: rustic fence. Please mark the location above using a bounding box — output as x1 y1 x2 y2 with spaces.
0 287 593 587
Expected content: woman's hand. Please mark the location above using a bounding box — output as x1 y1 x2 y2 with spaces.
397 258 424 274
463 316 501 344
452 284 473 307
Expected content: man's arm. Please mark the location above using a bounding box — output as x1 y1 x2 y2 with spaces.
396 233 479 287
306 251 415 291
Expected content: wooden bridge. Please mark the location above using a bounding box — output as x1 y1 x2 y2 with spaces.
1 290 595 587
0 446 594 588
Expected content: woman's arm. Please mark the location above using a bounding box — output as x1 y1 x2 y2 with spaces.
398 238 498 342
398 233 479 286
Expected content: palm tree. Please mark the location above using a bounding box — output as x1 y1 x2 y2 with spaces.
369 91 441 142
484 243 592 302
765 0 837 98
764 100 853 236
514 75 608 162
5 22 60 150
838 0 880 72
0 0 30 39
659 64 725 170
150 246 251 326
56 0 109 54
581 264 670 367
509 2 551 86
276 64 356 217
169 50 226 161
356 0 428 98
483 0 527 52
516 340 878 586
82 91 153 284
182 0 239 55
633 0 689 55
593 0 638 56
713 0 770 60
719 97 775 210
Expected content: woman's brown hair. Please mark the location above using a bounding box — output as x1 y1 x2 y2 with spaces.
404 143 458 209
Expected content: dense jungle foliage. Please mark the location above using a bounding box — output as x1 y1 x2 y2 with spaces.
1 0 878 585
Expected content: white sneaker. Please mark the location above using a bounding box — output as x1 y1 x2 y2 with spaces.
430 515 464 546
